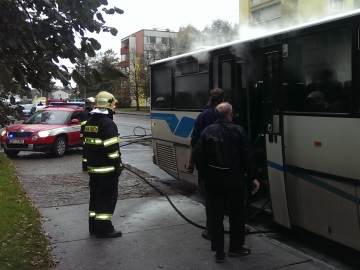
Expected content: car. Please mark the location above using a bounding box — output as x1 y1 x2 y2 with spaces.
20 104 36 119
0 106 83 158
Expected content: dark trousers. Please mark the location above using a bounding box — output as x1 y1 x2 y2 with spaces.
89 174 119 234
206 185 245 253
199 172 212 232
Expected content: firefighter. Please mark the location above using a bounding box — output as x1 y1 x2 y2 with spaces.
79 97 95 123
80 97 95 171
82 91 123 238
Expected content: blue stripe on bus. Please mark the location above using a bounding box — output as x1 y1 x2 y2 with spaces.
267 160 285 172
268 160 360 205
151 113 195 138
174 117 195 138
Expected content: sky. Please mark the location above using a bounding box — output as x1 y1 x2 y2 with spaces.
92 0 240 56
57 0 239 86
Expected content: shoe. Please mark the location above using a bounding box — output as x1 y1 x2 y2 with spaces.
245 224 251 234
214 252 225 263
96 230 122 238
201 230 211 241
228 246 251 257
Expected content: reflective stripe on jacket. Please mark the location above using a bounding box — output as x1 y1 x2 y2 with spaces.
82 114 123 176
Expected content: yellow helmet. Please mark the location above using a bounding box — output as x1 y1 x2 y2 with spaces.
94 91 116 109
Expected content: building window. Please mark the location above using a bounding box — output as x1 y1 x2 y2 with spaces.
145 36 156 44
332 0 344 11
251 0 271 7
161 37 168 45
251 3 281 25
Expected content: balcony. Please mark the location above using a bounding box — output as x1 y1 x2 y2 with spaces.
120 46 129 55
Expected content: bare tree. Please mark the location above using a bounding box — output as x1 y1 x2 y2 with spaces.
123 49 150 111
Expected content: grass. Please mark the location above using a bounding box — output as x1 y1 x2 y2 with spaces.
0 153 51 269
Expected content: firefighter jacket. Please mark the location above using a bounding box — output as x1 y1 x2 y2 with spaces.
82 113 123 176
79 107 93 125
193 119 257 190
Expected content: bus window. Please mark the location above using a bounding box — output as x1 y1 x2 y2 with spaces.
174 73 209 109
282 27 352 113
151 66 172 109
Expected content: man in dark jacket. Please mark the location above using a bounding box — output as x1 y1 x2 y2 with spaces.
193 102 260 263
186 88 224 241
82 91 123 238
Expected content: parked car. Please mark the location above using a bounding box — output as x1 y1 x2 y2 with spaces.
0 106 83 157
20 104 36 119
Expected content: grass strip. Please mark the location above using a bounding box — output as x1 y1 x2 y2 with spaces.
0 153 51 269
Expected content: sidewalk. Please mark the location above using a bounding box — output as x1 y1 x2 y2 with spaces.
38 110 339 269
39 169 337 270
42 194 336 270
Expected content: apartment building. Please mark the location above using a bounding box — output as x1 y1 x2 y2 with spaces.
240 0 360 32
120 29 177 70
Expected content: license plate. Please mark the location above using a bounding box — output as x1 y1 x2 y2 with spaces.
9 139 24 144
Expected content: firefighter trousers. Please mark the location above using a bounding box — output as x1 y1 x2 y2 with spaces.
88 173 119 234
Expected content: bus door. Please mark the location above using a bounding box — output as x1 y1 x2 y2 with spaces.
263 45 291 228
218 54 245 125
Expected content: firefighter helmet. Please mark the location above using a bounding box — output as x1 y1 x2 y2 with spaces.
94 91 116 109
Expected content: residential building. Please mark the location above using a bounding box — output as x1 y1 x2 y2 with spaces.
51 89 72 100
120 29 177 107
240 0 360 34
120 28 177 70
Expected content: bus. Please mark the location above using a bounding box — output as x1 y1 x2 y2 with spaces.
150 10 360 252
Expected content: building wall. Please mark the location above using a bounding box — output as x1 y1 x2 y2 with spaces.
134 30 145 54
120 29 177 69
240 0 358 32
120 29 177 107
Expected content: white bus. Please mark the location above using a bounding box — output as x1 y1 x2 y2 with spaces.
150 10 360 252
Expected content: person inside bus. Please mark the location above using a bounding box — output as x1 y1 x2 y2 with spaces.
154 97 167 108
306 90 331 112
192 102 260 263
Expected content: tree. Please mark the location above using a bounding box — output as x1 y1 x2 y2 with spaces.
0 0 124 127
202 19 239 46
73 49 123 99
174 20 239 55
122 49 150 110
175 25 203 54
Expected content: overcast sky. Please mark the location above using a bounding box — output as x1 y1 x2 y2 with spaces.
93 0 240 56
58 0 239 86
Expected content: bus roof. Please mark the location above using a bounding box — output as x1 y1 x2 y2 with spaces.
151 9 360 66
